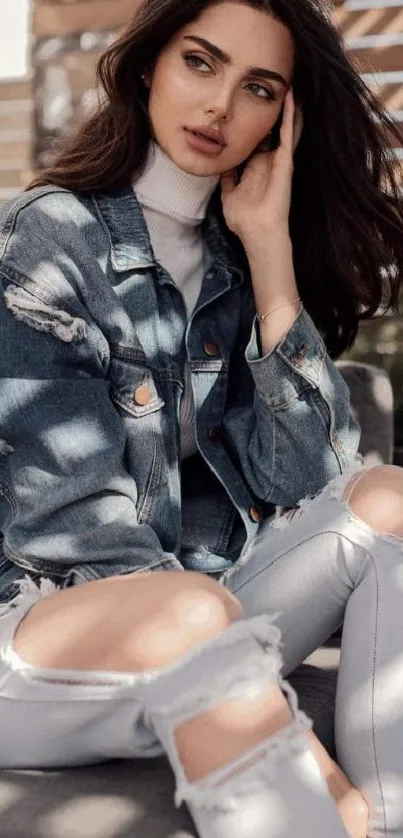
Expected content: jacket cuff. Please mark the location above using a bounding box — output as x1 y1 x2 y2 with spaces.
245 307 327 405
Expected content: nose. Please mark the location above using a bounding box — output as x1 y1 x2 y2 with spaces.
204 85 234 121
205 103 228 120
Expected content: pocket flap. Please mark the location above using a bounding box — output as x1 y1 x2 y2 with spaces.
112 373 164 418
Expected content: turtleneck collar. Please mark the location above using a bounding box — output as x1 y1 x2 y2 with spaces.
133 142 220 226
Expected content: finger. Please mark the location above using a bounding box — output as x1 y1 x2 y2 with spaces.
237 152 274 190
220 168 237 195
279 88 295 156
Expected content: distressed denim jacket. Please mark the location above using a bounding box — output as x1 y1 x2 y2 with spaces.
0 184 360 595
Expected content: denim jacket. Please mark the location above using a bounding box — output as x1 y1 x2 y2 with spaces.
0 184 360 595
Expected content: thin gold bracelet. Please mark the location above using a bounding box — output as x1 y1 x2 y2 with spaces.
256 296 301 324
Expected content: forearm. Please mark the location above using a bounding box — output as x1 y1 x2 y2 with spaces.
243 229 300 355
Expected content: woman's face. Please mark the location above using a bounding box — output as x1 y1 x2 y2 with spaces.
146 1 295 176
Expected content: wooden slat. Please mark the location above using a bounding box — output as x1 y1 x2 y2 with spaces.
33 0 137 38
35 0 105 4
335 6 395 34
347 32 403 46
0 140 30 163
358 80 403 111
343 0 403 10
349 45 403 73
0 169 27 188
0 128 31 142
0 79 32 101
382 121 403 147
0 102 33 133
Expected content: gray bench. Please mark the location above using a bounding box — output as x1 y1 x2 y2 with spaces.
0 362 394 838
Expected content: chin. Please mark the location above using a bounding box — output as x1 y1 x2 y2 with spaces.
183 156 223 178
181 158 221 177
160 138 222 177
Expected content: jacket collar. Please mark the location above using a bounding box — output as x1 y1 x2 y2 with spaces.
92 185 242 279
92 186 156 272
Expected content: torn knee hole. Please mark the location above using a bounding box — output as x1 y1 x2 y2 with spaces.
174 703 313 810
142 615 313 809
173 681 294 784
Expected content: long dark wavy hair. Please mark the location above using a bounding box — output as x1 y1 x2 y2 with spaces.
29 0 403 357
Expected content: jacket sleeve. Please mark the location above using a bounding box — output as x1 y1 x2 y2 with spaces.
222 298 361 507
0 211 181 575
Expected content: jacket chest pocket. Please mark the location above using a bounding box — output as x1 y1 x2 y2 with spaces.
109 356 167 524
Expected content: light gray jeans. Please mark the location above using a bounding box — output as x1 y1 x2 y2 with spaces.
0 466 402 837
221 467 403 837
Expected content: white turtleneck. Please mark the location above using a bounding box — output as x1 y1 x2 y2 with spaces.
133 143 220 459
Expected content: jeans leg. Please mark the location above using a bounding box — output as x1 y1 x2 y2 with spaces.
221 470 403 837
144 614 348 838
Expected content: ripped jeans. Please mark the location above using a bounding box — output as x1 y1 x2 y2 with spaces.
220 467 403 837
0 467 402 837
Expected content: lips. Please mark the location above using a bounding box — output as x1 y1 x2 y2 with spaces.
186 127 226 146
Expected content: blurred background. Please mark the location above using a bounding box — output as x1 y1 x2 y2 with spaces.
0 0 402 446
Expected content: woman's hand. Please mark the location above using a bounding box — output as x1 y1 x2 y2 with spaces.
221 88 303 354
220 88 302 247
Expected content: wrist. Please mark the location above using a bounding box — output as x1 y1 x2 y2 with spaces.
241 226 291 257
257 297 301 324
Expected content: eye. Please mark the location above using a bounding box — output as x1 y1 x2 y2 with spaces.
183 53 213 73
246 83 275 101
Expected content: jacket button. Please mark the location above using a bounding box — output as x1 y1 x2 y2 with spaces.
204 341 220 357
208 425 221 441
133 380 152 406
249 505 262 523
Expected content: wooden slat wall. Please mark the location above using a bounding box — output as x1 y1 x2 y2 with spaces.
0 79 33 204
334 0 403 172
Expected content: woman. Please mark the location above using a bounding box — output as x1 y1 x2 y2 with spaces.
0 0 403 835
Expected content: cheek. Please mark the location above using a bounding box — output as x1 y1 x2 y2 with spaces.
232 114 272 153
239 102 283 146
150 62 198 115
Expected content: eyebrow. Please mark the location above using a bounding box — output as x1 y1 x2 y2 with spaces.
183 35 288 87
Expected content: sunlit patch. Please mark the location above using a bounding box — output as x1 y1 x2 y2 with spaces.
40 416 111 460
345 654 403 726
212 789 290 837
370 773 403 833
38 795 142 838
292 747 328 794
0 780 24 813
38 198 94 230
392 563 403 591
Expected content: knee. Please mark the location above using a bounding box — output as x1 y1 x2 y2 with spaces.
134 573 245 671
344 465 403 537
171 574 245 630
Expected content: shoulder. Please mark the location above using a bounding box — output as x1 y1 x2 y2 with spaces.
0 186 96 255
0 186 108 294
